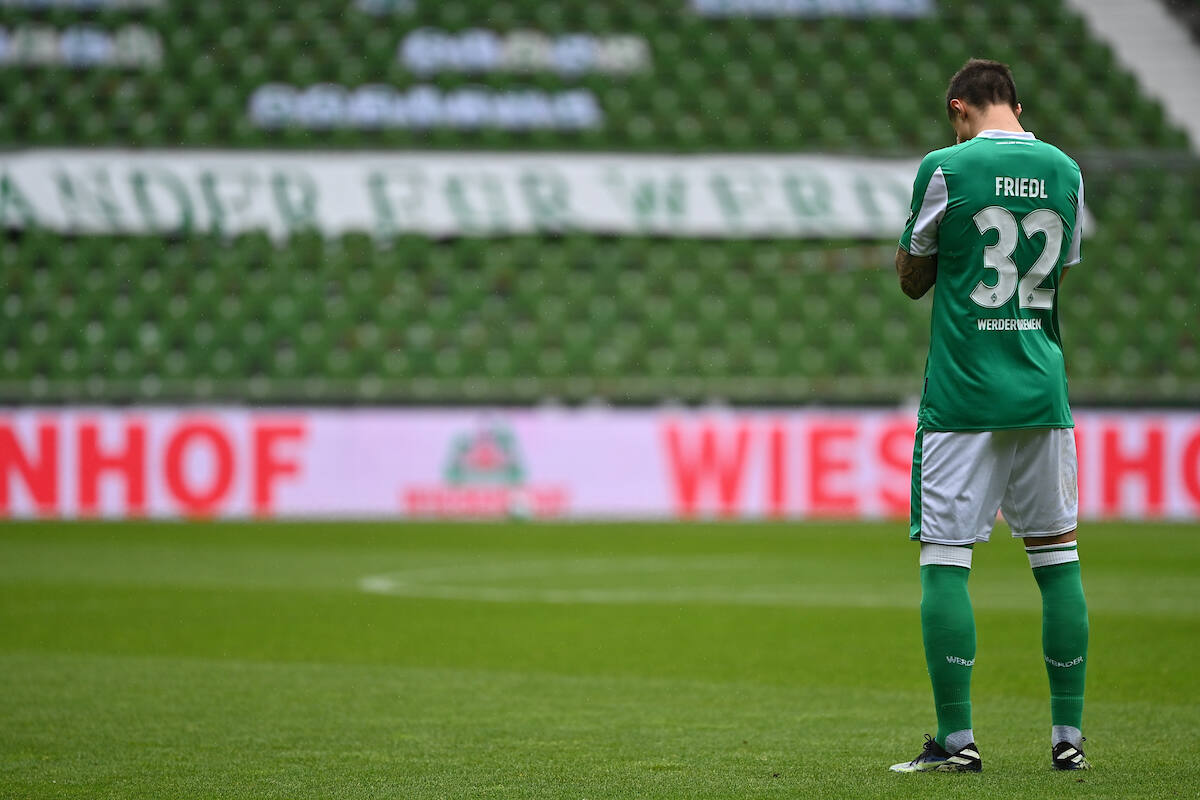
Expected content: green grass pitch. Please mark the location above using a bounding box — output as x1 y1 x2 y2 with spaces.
2 520 1198 799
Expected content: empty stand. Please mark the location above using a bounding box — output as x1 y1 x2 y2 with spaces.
1 0 1196 404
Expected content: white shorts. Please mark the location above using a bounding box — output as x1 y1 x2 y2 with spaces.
910 427 1078 545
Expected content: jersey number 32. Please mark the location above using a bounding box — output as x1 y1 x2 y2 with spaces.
970 206 1063 310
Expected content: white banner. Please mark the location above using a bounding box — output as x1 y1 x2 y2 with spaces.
690 0 934 17
0 150 920 238
2 408 1198 521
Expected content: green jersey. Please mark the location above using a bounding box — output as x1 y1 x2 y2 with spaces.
899 130 1084 431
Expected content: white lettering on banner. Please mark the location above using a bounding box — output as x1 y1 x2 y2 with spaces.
248 84 603 130
0 151 927 239
2 409 1197 520
0 25 162 68
400 29 650 76
0 1 161 8
691 0 934 17
355 0 414 14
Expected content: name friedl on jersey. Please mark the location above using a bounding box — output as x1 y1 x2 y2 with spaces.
994 176 1049 198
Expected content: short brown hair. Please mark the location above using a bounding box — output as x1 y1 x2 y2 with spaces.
946 58 1019 119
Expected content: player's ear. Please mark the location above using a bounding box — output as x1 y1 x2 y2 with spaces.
1015 102 1022 118
948 98 967 120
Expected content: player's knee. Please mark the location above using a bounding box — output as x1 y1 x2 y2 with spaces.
1028 529 1077 545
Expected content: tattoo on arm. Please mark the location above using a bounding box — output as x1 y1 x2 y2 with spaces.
895 247 937 299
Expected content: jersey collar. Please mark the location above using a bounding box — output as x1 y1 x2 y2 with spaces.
975 129 1036 140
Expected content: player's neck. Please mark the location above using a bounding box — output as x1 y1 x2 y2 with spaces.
967 107 1024 138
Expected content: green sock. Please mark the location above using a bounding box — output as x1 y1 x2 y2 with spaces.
920 563 976 748
1029 548 1088 732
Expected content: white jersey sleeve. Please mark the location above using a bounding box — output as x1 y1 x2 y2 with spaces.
1065 173 1084 267
904 166 948 256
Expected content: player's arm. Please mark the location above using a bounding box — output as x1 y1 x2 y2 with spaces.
895 247 937 299
897 153 947 300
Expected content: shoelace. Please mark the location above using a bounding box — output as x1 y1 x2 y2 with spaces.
906 734 939 765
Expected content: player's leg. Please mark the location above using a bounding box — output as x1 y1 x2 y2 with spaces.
1027 530 1089 769
892 430 1008 773
919 543 976 754
1003 428 1090 769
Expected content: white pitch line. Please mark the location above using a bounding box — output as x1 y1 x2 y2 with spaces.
358 581 912 608
357 556 913 608
357 556 1200 614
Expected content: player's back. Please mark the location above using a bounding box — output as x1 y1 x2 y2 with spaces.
906 131 1083 431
